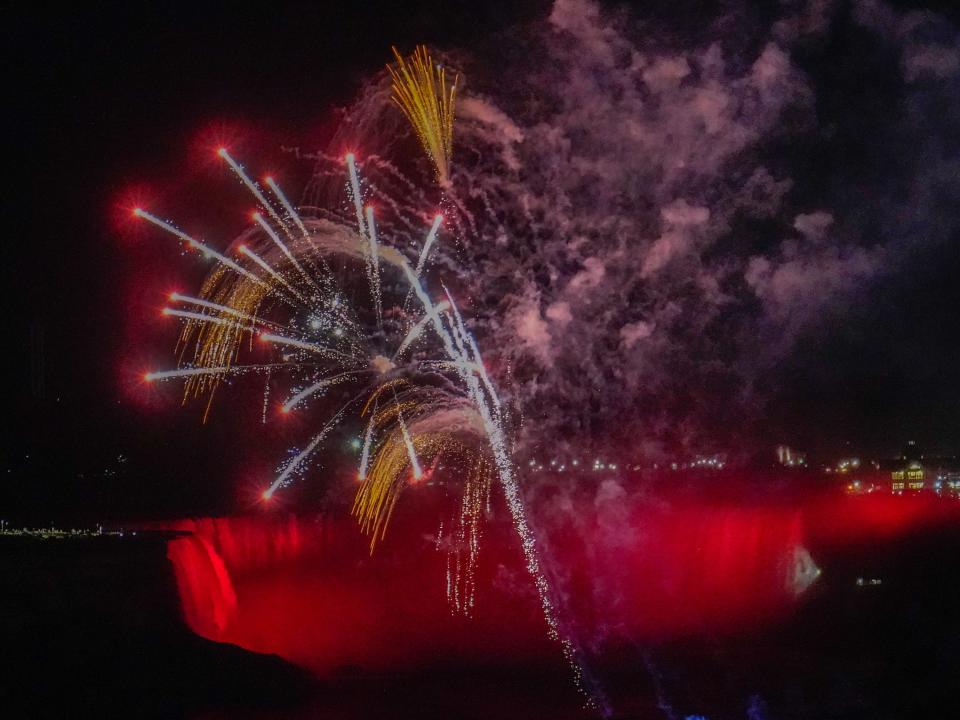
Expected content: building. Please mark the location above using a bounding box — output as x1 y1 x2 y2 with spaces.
887 441 960 494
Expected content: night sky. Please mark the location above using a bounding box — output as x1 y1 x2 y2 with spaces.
6 0 960 522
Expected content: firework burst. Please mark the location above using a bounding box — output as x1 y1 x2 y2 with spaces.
137 143 507 607
134 47 603 710
388 45 458 185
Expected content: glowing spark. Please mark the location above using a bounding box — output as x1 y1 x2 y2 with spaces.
388 45 458 184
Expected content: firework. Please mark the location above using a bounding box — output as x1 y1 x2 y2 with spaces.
136 47 601 710
388 45 458 184
139 145 501 581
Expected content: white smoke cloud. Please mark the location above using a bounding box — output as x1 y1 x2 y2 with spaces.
447 0 870 456
323 0 959 460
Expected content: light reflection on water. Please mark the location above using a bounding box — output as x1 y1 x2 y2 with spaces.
172 492 960 719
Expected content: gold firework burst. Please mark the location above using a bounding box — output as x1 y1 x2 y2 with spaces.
388 45 458 184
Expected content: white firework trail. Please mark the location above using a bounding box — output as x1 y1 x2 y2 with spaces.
264 402 353 498
345 154 384 327
161 307 253 332
168 292 283 330
144 363 288 383
358 407 376 481
281 370 372 413
442 287 501 411
414 213 444 278
364 205 383 326
251 211 319 293
344 153 368 239
133 209 269 290
236 244 309 305
265 175 311 241
218 148 298 243
266 177 337 282
397 408 423 480
394 300 450 359
262 370 271 425
258 332 361 363
399 257 597 707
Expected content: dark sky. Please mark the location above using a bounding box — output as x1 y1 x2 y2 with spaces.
5 1 959 522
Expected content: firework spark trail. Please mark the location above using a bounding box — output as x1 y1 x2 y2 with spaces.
399 257 605 710
261 371 271 424
265 176 312 243
364 205 383 326
169 293 284 330
281 370 373 413
444 311 470 369
218 148 299 244
236 244 309 305
442 286 501 411
264 177 338 294
414 213 443 278
399 262 472 382
397 409 423 479
345 153 368 240
394 300 450 358
263 422 342 500
258 332 362 363
251 212 321 294
264 401 356 498
388 45 457 184
144 364 288 382
134 209 269 291
346 153 384 326
162 307 255 332
358 406 376 481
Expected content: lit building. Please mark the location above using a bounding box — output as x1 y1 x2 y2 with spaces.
890 441 925 491
887 441 960 494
